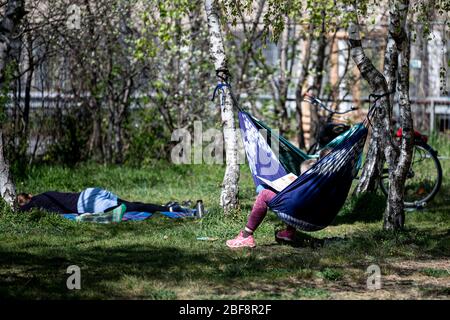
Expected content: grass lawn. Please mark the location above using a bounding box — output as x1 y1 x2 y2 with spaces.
0 147 449 299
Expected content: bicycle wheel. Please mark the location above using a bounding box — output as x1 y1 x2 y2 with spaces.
380 143 443 208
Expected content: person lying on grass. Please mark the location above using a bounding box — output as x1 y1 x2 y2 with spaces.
226 148 332 249
17 187 188 216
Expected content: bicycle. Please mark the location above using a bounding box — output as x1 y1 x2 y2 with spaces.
379 128 442 208
304 93 442 209
304 94 357 155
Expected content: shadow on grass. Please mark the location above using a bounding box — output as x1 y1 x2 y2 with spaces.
272 230 346 249
0 223 448 299
332 192 386 225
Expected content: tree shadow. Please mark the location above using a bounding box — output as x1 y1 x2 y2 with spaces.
272 230 347 249
0 220 448 299
332 192 386 225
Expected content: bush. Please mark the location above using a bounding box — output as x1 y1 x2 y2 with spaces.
44 111 90 166
125 108 172 166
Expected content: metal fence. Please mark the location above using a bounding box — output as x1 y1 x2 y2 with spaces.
406 97 450 135
276 95 450 136
7 92 450 135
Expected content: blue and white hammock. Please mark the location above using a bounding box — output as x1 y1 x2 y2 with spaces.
238 111 368 231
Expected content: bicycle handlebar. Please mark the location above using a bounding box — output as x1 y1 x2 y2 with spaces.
303 93 358 115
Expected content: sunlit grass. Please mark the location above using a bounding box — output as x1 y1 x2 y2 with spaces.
0 136 449 299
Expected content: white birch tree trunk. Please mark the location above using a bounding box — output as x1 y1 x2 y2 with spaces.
0 0 25 209
204 0 240 212
0 132 16 208
356 4 399 194
348 1 413 230
384 0 413 230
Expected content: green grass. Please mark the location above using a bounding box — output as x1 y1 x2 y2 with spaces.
421 268 450 278
0 136 449 299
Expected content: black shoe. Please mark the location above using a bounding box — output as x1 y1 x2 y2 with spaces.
169 204 183 212
182 200 193 207
165 201 179 208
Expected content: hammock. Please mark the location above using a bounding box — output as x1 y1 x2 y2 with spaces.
238 110 368 231
211 77 388 232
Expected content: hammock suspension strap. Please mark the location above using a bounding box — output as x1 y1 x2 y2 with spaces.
211 69 244 112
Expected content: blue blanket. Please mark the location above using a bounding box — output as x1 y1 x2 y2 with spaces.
61 210 197 222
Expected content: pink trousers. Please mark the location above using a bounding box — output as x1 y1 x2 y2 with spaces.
246 189 294 233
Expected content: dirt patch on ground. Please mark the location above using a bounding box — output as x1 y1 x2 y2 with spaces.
389 258 450 272
177 258 450 300
326 258 450 300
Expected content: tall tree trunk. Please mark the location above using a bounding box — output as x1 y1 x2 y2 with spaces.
295 26 314 149
348 1 412 230
114 78 132 164
106 96 115 163
204 0 240 213
347 3 392 197
384 0 413 230
20 33 34 167
84 0 104 162
308 13 327 148
0 0 25 208
88 96 104 162
278 16 290 135
0 132 16 207
356 17 399 193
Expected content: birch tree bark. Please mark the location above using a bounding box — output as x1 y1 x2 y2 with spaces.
0 0 25 208
348 1 413 230
0 132 15 207
356 4 400 193
383 0 413 230
204 0 240 212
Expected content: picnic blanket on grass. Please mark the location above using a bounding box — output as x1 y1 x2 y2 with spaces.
61 209 197 223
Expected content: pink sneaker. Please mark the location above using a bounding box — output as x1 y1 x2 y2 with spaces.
275 228 296 243
226 231 256 248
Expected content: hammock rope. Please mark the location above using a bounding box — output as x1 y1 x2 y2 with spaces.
211 70 395 129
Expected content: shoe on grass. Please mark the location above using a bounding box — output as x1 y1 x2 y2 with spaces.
275 228 296 243
169 204 183 212
169 204 196 215
166 201 179 208
226 231 256 248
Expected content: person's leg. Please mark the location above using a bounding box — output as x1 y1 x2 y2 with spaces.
117 199 170 213
245 189 277 234
78 188 119 214
226 189 276 248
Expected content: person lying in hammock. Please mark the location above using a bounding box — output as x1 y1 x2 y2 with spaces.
226 148 332 249
17 187 188 216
